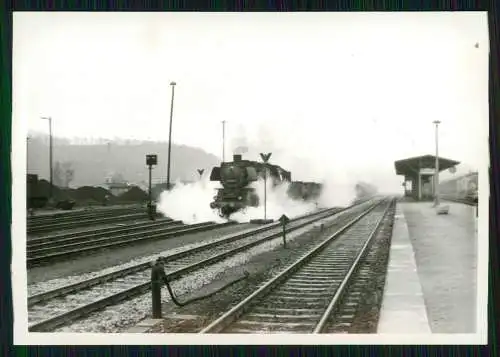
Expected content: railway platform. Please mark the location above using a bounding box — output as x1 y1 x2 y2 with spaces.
377 200 477 334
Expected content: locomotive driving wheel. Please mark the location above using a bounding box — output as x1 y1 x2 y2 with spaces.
220 206 233 219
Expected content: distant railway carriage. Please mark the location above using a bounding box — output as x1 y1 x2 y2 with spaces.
439 172 478 202
209 154 323 218
27 174 49 209
354 182 378 200
288 181 323 201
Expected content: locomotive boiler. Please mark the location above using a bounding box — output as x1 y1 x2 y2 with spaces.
209 154 322 218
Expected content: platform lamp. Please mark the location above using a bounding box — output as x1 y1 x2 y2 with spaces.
433 120 441 207
166 81 176 191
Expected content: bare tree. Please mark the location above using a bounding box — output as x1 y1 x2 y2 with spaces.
62 161 75 187
53 161 75 188
53 162 64 187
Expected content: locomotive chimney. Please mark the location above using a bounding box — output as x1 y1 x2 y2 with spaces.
233 154 242 162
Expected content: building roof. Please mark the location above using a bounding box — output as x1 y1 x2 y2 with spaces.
394 155 460 176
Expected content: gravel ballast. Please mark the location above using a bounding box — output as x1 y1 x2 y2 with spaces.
50 219 333 333
28 203 382 333
139 206 383 333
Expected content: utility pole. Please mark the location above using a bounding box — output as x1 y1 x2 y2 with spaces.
433 120 441 207
26 135 30 170
167 81 176 190
222 120 226 162
41 116 53 201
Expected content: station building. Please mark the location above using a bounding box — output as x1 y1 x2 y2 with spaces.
394 154 460 201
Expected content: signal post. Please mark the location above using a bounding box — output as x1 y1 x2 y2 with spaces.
260 152 273 224
146 154 158 220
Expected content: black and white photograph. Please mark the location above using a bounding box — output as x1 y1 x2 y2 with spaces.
12 12 488 344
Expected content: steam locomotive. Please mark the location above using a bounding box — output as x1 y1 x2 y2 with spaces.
209 154 323 218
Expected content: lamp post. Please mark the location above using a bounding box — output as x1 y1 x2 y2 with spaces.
222 120 226 163
41 116 53 201
26 135 31 174
166 81 176 190
433 120 441 207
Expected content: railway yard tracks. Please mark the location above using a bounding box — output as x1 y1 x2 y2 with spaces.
199 197 394 334
27 202 378 332
27 207 158 235
27 219 233 267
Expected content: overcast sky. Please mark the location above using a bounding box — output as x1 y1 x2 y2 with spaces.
13 12 488 190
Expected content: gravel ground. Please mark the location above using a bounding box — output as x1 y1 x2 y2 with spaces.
402 201 477 333
27 223 254 284
142 209 371 333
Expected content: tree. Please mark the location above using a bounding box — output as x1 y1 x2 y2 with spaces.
53 161 75 188
53 162 64 187
61 161 75 187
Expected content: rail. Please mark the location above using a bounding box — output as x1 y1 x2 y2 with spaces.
199 198 392 333
27 201 375 332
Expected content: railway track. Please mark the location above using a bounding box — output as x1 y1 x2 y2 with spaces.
199 198 393 334
27 220 233 268
28 205 142 222
27 207 160 235
28 206 146 226
27 202 377 332
27 217 176 243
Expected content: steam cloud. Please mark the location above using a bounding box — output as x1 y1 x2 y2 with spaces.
158 122 380 225
157 177 226 224
157 171 360 224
